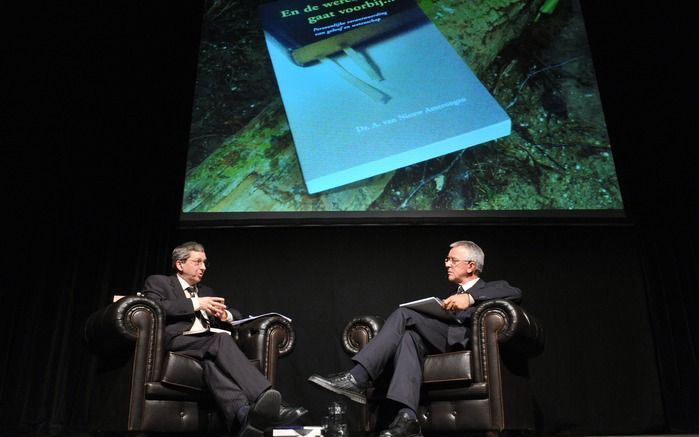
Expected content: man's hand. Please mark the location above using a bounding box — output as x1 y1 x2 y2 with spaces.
442 293 471 311
198 296 228 319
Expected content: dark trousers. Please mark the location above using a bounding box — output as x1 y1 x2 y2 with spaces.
171 332 272 427
352 308 451 411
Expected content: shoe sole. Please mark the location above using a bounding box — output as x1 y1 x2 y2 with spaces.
307 375 367 404
240 389 282 437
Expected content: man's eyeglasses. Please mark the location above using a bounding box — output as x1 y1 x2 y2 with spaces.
185 259 209 268
444 257 473 266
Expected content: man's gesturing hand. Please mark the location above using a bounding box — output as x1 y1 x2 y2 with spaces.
199 296 228 319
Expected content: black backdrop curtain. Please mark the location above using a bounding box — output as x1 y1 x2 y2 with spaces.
3 1 697 436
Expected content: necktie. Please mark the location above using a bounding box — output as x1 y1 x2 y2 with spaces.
187 286 210 329
187 286 197 297
457 285 465 294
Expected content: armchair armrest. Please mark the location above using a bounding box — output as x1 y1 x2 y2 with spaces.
84 295 165 357
342 315 384 355
470 299 544 382
471 299 544 355
232 315 296 387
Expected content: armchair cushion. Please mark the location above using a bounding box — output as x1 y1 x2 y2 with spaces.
422 351 472 386
160 351 263 393
160 352 207 391
144 382 210 401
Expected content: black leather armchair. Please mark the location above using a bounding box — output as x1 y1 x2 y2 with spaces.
83 295 295 435
342 300 543 436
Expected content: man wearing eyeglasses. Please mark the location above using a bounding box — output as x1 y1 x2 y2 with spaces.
309 240 521 437
143 241 307 437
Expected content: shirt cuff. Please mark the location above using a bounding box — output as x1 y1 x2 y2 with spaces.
223 310 233 322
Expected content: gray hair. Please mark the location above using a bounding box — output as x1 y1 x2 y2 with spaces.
449 240 484 274
171 241 206 270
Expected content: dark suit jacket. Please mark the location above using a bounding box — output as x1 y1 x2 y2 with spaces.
142 274 242 346
446 278 522 348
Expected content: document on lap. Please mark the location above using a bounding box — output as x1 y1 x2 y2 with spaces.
229 312 292 326
184 313 291 333
399 297 461 323
183 325 233 336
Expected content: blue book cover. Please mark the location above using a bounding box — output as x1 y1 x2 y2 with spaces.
260 0 511 194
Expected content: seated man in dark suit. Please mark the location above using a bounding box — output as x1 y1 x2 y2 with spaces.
143 241 306 437
309 240 522 437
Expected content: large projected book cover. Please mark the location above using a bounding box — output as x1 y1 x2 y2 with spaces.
259 0 511 194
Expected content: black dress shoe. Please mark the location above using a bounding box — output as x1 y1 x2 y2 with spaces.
238 389 281 437
269 402 309 428
308 372 367 404
378 411 422 437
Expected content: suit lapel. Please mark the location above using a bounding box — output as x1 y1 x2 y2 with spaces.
168 275 186 299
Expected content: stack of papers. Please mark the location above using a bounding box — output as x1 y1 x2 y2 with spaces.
273 426 323 437
399 297 461 323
